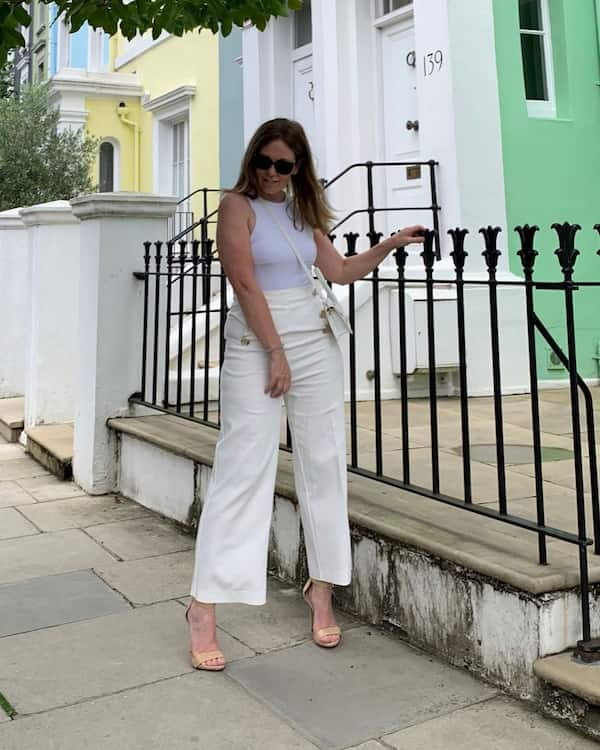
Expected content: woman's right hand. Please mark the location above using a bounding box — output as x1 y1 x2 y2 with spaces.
265 349 291 398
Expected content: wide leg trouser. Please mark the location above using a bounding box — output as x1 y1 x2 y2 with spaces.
190 291 352 605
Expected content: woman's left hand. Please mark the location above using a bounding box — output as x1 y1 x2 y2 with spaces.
384 225 428 252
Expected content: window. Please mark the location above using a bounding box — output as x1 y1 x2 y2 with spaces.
99 142 115 192
171 120 189 199
37 61 44 82
293 0 312 49
379 0 412 16
519 0 555 116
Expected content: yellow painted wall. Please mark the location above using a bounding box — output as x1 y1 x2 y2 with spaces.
112 31 221 219
84 97 141 192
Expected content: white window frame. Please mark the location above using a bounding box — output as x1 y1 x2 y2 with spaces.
144 86 195 199
88 27 106 73
170 119 190 200
520 0 556 119
57 15 70 70
374 0 413 25
98 137 120 192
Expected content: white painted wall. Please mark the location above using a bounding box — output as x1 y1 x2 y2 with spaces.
240 0 530 394
70 193 178 494
20 202 81 427
0 209 28 398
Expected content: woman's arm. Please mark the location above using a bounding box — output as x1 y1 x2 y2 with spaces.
313 226 426 285
217 193 291 397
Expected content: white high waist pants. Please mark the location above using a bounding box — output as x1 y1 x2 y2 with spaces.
190 286 352 605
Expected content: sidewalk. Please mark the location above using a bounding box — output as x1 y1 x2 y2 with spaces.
0 438 596 750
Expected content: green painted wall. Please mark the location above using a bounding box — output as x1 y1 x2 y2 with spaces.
493 0 600 380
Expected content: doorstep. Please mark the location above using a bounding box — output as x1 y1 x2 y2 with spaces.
0 397 24 443
25 423 74 480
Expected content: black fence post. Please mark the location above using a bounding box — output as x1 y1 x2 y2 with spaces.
163 242 174 408
421 229 440 494
394 243 410 484
553 222 591 646
189 239 200 418
202 239 214 422
480 226 507 514
516 224 547 565
152 242 163 406
448 228 472 505
345 232 360 468
368 229 384 475
140 241 151 402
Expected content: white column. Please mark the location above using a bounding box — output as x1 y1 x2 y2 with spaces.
20 202 80 428
70 193 178 495
414 0 509 270
0 209 28 398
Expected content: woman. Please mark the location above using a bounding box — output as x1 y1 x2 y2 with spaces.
186 118 425 671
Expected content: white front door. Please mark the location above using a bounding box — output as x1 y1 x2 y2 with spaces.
293 52 317 166
380 21 427 249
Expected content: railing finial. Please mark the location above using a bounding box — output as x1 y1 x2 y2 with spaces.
343 232 360 257
420 229 437 270
479 226 502 273
367 230 383 248
552 222 581 279
515 224 540 276
448 228 469 272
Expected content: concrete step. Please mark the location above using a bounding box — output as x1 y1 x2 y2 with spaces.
0 396 24 442
25 423 74 480
534 651 600 739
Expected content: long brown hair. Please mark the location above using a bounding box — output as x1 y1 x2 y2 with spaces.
232 118 334 233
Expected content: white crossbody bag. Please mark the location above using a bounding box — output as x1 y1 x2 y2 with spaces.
261 201 353 341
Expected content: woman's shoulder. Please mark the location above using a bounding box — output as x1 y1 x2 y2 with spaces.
219 191 254 215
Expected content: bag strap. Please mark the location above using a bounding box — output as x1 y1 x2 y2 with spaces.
260 199 338 305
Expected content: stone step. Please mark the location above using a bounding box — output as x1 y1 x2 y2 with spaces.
0 396 24 442
534 651 600 740
25 423 74 480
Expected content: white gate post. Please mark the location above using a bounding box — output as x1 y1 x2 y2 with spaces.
0 209 28 398
20 201 80 428
70 193 178 495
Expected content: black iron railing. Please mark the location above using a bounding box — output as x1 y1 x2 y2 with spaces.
131 171 600 656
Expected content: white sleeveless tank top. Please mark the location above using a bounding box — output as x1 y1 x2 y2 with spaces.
249 197 317 291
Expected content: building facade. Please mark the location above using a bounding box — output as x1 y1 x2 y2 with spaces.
241 0 600 384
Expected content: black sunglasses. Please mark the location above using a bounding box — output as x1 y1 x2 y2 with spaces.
251 153 296 175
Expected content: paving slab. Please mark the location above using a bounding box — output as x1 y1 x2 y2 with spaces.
0 528 116 585
0 672 317 750
227 626 497 749
357 447 537 503
510 457 594 493
0 601 254 715
0 480 37 508
95 550 195 605
382 695 598 749
0 570 130 637
85 516 194 560
0 508 38 540
0 444 27 461
15 475 87 502
343 743 387 750
214 578 358 654
0 458 49 481
17 494 151 532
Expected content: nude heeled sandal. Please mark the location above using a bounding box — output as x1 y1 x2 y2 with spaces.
302 578 342 648
185 601 226 671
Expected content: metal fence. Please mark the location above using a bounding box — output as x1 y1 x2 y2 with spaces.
131 168 600 657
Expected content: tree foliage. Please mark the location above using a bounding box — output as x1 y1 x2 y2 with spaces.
0 0 303 65
0 85 98 211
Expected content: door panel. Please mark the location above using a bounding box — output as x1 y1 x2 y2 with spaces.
380 23 426 246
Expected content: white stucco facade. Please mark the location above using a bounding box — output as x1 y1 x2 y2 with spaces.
241 0 528 395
